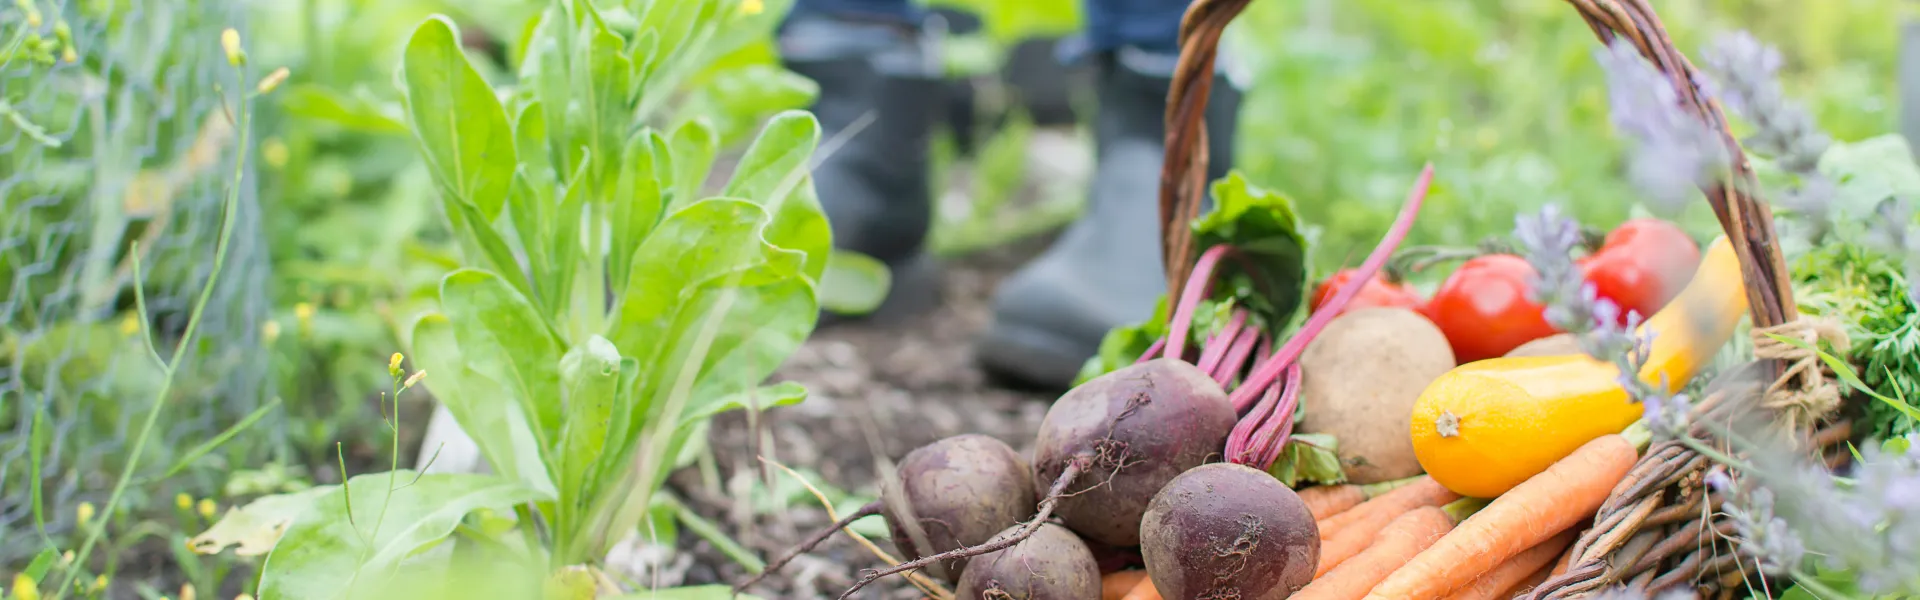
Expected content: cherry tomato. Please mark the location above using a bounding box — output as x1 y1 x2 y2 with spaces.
1309 269 1424 317
1579 218 1701 326
1421 254 1561 363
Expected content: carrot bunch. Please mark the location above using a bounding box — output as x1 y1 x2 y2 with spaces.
1288 433 1636 600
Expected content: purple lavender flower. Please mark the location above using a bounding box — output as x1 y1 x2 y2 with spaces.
1596 38 1730 213
1700 31 1837 237
1513 205 1667 419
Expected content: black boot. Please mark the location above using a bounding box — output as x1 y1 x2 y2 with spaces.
977 48 1242 389
779 15 945 322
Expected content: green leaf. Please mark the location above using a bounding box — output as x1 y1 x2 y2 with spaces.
667 119 718 214
279 85 409 134
399 15 518 221
723 110 831 280
607 198 779 362
678 65 819 145
410 314 555 496
557 335 622 519
610 130 669 292
678 381 807 428
513 102 554 187
442 196 532 300
1820 134 1920 221
439 270 566 466
567 10 635 194
606 585 764 600
23 548 57 580
1267 433 1348 487
1193 171 1310 328
819 249 892 315
188 486 334 557
1073 298 1172 385
256 472 546 600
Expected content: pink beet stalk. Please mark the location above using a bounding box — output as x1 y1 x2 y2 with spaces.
1211 324 1261 386
1162 244 1235 361
1227 164 1433 411
1194 309 1249 376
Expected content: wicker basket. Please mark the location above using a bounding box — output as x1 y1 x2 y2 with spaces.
1158 0 1854 597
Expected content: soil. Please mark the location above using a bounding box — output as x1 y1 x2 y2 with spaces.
668 237 1066 600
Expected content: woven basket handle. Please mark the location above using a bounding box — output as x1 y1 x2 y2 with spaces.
1159 0 1800 338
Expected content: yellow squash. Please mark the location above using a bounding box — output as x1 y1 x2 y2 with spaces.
1408 236 1746 498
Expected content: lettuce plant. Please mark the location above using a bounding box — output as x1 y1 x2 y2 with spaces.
190 1 829 598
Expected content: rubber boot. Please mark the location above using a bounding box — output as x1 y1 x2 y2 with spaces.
977 47 1242 389
779 15 945 322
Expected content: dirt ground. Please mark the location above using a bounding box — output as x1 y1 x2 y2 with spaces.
668 237 1068 599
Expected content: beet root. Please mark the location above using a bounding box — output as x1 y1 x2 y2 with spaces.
954 523 1101 600
1140 463 1320 600
884 434 1038 582
1031 358 1236 547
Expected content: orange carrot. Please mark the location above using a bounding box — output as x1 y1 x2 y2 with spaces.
1294 507 1454 600
1315 510 1399 578
1436 530 1576 600
1361 434 1637 600
1121 577 1162 600
1318 476 1460 541
1502 563 1555 599
1299 484 1368 520
1102 571 1150 600
1548 539 1578 577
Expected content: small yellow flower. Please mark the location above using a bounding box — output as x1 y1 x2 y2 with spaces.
262 320 281 343
197 498 216 519
60 45 75 63
741 0 763 16
12 572 39 600
294 302 315 334
256 67 290 94
389 353 404 377
175 493 193 511
76 501 95 525
402 370 427 390
91 574 107 593
220 28 245 66
261 138 289 170
119 314 140 336
237 594 256 600
181 582 198 600
60 550 72 565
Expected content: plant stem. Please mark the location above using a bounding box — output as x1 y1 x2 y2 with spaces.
661 493 765 574
57 85 253 599
1788 568 1861 600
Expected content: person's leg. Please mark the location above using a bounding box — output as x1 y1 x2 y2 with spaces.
978 0 1244 388
782 0 945 320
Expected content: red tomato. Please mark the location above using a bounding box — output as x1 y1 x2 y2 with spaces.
1421 255 1561 363
1309 269 1424 317
1580 218 1701 326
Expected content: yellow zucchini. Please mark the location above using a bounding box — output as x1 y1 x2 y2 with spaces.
1408 236 1746 498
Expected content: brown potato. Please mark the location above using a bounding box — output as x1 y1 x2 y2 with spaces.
1505 332 1582 357
1298 308 1456 483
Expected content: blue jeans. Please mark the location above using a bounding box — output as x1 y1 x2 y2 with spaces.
787 0 1188 58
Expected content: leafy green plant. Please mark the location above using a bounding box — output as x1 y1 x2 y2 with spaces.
191 0 830 596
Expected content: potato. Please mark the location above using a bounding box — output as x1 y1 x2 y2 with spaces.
1505 333 1582 357
1297 308 1456 484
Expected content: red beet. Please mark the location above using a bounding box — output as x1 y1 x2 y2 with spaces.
884 434 1038 582
954 523 1100 600
1031 358 1237 547
1140 463 1320 600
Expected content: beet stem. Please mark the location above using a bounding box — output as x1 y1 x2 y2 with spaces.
1227 164 1433 410
1212 322 1261 387
1163 244 1234 361
734 500 885 593
1225 381 1282 463
1135 336 1168 365
1194 309 1248 376
1248 364 1304 470
837 457 1092 599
